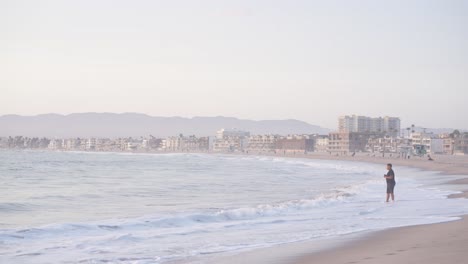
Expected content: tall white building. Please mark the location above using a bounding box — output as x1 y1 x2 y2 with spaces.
383 116 401 136
338 115 400 137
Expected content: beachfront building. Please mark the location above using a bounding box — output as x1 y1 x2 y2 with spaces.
407 132 452 155
184 135 202 151
85 138 97 151
141 139 148 149
48 139 63 150
125 141 136 151
275 134 315 154
63 139 72 150
430 138 444 154
164 135 188 151
442 135 454 155
63 138 79 150
312 135 329 152
163 135 207 152
96 138 117 151
339 115 401 137
328 132 383 155
212 137 247 152
117 138 128 151
366 136 405 154
213 128 250 152
246 135 279 153
454 132 468 154
410 132 433 155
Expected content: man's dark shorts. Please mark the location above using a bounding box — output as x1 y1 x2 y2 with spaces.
387 183 396 194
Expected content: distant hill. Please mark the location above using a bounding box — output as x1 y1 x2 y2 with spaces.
0 113 330 138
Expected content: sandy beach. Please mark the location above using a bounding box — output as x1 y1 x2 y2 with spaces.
212 152 468 264
294 216 468 264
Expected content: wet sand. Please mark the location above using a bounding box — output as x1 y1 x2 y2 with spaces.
294 216 468 264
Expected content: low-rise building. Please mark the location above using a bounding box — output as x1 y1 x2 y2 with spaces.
312 135 329 152
410 132 431 150
442 136 454 155
247 135 278 153
212 137 247 152
329 132 383 154
430 138 444 154
48 139 61 150
366 136 406 154
213 129 250 152
164 135 185 151
454 132 468 154
86 138 97 151
164 135 206 152
275 135 315 154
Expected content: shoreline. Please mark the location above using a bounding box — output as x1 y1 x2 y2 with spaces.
233 151 468 198
17 148 468 176
208 152 468 264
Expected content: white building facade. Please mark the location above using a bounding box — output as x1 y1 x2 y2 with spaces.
339 115 401 137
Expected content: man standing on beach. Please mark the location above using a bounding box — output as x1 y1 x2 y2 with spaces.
384 163 396 202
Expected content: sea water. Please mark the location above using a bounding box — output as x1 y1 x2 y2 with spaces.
1 150 467 263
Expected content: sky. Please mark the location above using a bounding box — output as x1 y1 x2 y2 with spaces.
1 0 467 129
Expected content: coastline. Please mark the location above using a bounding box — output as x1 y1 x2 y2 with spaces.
6 149 468 263
208 152 468 264
236 151 468 198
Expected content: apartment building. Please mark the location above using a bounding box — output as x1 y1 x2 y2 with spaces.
213 128 250 152
275 135 315 153
212 137 247 152
329 132 382 154
246 135 278 153
366 136 405 153
339 115 401 137
312 135 329 152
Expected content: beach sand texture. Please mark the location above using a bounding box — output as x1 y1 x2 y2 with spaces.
295 217 468 264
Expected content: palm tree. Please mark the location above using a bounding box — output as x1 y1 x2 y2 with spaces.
450 130 461 139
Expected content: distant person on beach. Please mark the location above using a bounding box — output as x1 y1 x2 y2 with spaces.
384 163 396 202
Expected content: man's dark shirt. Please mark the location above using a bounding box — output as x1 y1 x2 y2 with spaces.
386 169 395 185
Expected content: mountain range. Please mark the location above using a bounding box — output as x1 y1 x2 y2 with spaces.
0 113 331 138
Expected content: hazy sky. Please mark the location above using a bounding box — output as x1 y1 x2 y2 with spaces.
2 0 467 129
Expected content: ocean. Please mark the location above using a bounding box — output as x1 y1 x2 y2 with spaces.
1 150 467 263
